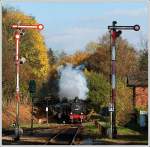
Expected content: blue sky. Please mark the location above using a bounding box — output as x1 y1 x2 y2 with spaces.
3 1 148 54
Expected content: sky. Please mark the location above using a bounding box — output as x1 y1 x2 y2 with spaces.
3 1 148 55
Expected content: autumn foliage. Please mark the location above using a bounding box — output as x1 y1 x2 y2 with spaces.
2 8 50 103
2 7 148 127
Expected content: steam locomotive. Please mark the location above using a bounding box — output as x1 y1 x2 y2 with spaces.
54 97 86 123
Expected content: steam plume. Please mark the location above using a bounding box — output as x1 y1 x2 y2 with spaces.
58 64 89 100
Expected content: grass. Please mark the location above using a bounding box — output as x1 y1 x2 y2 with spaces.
20 123 67 129
98 121 110 128
100 125 148 145
82 122 99 136
4 122 64 130
117 126 140 135
82 121 148 145
20 123 48 128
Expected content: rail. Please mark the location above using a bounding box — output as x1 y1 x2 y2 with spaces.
46 126 80 145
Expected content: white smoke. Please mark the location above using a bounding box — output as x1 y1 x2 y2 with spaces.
58 64 89 100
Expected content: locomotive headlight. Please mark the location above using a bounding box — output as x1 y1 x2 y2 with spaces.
70 112 72 114
81 112 83 115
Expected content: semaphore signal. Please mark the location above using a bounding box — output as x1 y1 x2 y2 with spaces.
108 24 140 31
11 23 44 141
11 24 44 30
108 21 140 139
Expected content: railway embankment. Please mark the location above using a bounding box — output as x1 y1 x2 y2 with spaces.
2 102 32 128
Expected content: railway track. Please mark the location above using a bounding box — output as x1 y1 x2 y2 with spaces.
46 126 80 145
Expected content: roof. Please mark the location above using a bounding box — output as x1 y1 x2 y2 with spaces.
127 71 148 87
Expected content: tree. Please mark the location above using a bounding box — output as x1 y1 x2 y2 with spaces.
85 33 138 80
138 49 148 72
2 7 50 102
85 70 110 112
48 48 56 65
116 79 133 126
59 51 90 66
85 41 100 53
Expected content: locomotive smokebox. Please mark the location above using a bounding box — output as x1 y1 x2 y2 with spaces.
74 96 79 103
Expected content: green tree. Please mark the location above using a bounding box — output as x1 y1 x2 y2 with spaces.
116 79 133 126
85 70 110 112
138 49 148 72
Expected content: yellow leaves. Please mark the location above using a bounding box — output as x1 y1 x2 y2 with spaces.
60 51 90 65
84 68 89 74
4 8 50 81
7 11 36 25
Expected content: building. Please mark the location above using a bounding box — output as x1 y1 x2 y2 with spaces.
127 71 148 110
127 71 148 127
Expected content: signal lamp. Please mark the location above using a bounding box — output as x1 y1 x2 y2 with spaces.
116 30 122 37
20 29 25 36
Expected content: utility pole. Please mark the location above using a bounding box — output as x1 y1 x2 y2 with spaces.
45 97 50 125
108 21 140 138
11 23 44 140
46 99 49 124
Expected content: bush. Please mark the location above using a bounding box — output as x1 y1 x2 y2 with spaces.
116 79 133 126
85 70 110 112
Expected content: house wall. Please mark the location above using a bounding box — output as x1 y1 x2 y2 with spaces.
135 87 148 110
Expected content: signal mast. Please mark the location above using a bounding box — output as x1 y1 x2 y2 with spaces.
11 23 44 140
108 21 140 138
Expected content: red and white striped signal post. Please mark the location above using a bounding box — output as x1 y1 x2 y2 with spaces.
11 24 44 140
15 32 20 140
108 21 140 139
12 24 44 30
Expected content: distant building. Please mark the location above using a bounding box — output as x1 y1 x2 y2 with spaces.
127 71 148 110
127 71 148 127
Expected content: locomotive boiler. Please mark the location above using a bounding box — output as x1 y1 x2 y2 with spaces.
54 97 86 123
70 97 86 123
